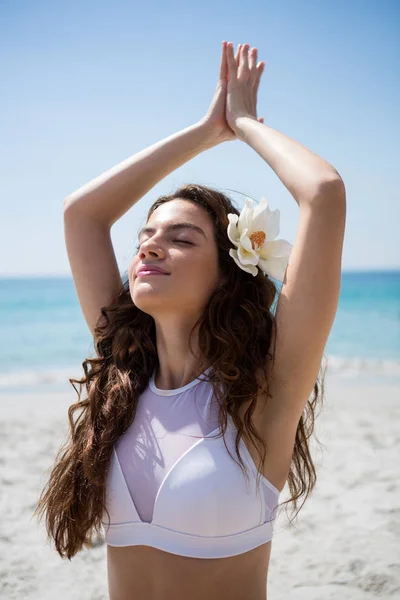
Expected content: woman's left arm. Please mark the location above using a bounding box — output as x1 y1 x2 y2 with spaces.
236 117 346 418
225 42 346 417
233 116 345 206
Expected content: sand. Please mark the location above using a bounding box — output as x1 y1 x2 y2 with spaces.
0 372 399 599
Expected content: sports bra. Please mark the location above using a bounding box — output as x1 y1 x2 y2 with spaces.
101 365 281 559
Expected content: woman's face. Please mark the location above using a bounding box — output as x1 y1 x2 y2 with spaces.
129 199 223 321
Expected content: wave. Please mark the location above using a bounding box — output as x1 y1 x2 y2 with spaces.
323 354 400 381
1 354 399 391
0 367 78 391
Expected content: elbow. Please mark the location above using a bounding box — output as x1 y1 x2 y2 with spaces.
311 175 346 211
325 168 346 194
328 170 346 195
63 194 83 217
63 194 77 213
63 197 71 212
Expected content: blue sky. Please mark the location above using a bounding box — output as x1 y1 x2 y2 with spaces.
1 0 399 276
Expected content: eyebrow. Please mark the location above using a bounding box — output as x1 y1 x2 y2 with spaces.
138 221 207 240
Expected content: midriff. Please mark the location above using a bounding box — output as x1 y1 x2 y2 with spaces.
107 540 272 600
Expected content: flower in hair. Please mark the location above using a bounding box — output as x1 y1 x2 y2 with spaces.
227 196 292 281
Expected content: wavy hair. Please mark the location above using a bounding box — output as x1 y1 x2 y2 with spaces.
33 183 326 559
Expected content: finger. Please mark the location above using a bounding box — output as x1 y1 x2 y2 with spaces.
219 41 227 81
239 43 249 73
257 117 264 124
234 43 242 65
249 47 257 71
254 61 265 94
226 42 238 78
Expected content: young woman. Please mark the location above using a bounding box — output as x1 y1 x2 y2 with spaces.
34 41 346 600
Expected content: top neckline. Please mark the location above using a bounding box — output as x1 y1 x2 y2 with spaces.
149 365 213 396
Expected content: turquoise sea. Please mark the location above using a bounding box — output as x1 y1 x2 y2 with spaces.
0 271 399 394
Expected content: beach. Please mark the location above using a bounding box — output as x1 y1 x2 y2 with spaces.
2 0 399 595
1 272 399 598
1 369 399 599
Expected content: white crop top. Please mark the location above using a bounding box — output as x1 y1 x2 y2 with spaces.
101 366 280 559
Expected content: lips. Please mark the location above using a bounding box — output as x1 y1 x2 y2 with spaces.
136 265 170 276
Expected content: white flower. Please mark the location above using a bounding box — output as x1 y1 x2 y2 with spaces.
227 196 292 281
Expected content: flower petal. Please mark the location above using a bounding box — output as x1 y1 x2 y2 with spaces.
259 238 293 259
239 230 255 253
238 244 259 265
227 213 240 247
264 208 280 240
237 198 254 234
252 196 280 240
258 255 289 282
229 249 258 276
251 196 270 230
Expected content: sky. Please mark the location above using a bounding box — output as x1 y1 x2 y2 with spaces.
0 0 399 276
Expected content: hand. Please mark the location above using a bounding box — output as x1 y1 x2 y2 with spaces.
225 42 265 138
200 41 264 144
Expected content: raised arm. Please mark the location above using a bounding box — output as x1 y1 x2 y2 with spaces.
64 122 221 226
225 43 346 492
63 120 226 334
63 41 241 334
63 41 244 225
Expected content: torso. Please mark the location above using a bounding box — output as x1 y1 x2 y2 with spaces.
107 534 272 600
106 374 295 600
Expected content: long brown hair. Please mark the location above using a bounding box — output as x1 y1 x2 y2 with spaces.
33 183 326 559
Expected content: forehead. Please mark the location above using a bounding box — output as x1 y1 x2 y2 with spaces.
142 199 212 235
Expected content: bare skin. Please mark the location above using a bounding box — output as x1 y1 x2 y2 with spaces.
107 539 272 600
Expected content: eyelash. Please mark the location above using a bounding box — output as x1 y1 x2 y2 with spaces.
135 240 193 251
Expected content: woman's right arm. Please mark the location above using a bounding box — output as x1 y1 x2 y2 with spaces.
63 120 220 226
63 120 220 335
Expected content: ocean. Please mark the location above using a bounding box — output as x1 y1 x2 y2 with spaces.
0 271 399 393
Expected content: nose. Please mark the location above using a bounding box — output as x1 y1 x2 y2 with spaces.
138 237 165 259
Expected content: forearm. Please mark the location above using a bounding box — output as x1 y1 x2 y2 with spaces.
235 117 342 207
63 120 219 227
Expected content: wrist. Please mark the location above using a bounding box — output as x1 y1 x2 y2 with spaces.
232 115 260 139
195 119 226 149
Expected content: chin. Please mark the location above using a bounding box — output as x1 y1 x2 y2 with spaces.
132 290 169 314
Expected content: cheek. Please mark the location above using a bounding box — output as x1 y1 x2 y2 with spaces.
128 258 138 279
180 257 219 292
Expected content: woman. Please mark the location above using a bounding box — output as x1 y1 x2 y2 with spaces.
34 41 346 600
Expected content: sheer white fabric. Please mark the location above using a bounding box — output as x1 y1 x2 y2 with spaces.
114 366 279 525
115 368 220 523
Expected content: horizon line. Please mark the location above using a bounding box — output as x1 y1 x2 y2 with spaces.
1 267 400 279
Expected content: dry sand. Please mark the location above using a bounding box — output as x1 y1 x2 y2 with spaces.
0 373 399 599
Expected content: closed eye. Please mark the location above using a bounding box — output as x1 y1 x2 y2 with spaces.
134 240 193 252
